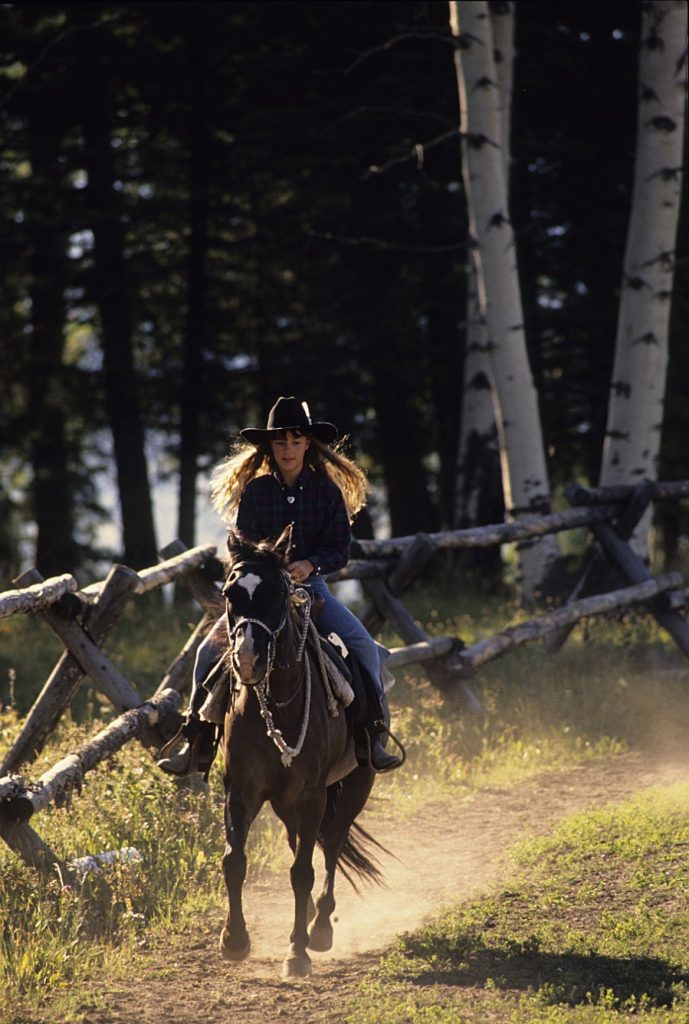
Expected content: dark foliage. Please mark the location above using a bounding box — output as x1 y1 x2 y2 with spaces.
0 1 684 582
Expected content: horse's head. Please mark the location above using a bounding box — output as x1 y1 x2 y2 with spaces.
223 525 293 686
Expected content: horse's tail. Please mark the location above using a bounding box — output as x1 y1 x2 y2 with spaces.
337 821 387 891
318 781 388 892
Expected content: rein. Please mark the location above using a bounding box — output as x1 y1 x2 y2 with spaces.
227 569 335 768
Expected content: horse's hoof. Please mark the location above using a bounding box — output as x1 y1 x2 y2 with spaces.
282 953 312 978
219 928 251 962
308 923 333 952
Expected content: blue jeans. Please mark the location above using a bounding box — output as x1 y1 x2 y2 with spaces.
188 577 389 712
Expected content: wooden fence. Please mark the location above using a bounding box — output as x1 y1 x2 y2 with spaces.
1 479 688 881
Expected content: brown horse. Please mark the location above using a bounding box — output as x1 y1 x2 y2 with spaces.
217 527 383 977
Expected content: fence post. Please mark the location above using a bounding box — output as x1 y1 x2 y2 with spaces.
1 565 141 775
359 533 437 634
586 522 689 657
154 613 213 699
0 815 74 884
358 536 482 711
544 480 656 653
12 569 144 714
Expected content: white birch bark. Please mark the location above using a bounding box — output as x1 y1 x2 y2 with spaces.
599 1 687 557
450 0 559 601
455 2 514 528
491 0 514 163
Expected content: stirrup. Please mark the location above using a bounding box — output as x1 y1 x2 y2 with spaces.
360 727 406 774
157 723 187 763
157 728 200 776
157 740 195 776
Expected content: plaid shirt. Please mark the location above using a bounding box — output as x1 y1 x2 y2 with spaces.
236 468 351 576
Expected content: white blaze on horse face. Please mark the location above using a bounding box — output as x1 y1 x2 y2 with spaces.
237 572 262 599
236 622 259 679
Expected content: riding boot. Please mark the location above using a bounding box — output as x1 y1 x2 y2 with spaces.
157 716 216 777
354 719 403 773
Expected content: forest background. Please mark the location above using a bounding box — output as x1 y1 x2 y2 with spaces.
0 0 687 589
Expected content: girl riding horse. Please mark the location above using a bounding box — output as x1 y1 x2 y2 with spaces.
158 396 403 776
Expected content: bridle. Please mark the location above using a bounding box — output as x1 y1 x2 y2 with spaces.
225 559 318 767
225 561 292 685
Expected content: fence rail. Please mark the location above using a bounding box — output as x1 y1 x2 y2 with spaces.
0 574 79 620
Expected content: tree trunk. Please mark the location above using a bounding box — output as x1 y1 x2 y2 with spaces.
346 230 438 536
454 267 503 529
25 108 77 576
423 254 465 531
454 0 513 534
177 14 211 551
449 0 559 603
372 350 439 536
599 1 687 558
78 34 158 570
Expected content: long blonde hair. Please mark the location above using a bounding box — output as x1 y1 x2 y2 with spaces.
210 433 368 524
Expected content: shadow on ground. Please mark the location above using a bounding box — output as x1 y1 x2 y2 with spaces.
401 945 689 1008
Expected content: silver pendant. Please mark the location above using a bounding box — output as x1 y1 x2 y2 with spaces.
286 496 295 504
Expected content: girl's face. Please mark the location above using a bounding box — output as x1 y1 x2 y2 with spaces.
270 430 310 482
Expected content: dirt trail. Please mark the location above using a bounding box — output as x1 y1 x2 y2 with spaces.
65 751 689 1024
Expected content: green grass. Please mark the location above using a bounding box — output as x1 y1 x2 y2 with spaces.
346 783 689 1023
1 597 689 1022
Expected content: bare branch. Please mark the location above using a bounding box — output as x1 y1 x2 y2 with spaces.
362 129 461 179
342 30 454 73
322 106 457 134
304 228 467 255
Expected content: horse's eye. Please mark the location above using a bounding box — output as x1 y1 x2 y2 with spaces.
222 576 237 599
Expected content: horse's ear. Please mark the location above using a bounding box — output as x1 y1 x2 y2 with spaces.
273 523 294 563
226 528 243 560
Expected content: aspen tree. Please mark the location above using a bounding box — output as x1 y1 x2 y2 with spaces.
455 1 513 530
450 0 559 602
600 0 688 557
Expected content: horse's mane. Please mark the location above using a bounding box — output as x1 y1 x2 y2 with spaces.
225 528 289 571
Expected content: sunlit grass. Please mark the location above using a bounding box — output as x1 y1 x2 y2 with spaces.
377 600 688 815
0 713 286 1021
347 783 689 1023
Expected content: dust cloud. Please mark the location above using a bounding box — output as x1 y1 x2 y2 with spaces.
238 749 689 962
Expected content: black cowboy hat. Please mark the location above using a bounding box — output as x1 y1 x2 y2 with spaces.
240 396 338 445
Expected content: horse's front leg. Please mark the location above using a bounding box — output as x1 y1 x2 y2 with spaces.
219 791 260 962
283 796 325 978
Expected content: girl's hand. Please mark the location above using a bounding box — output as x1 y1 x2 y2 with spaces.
288 560 314 583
